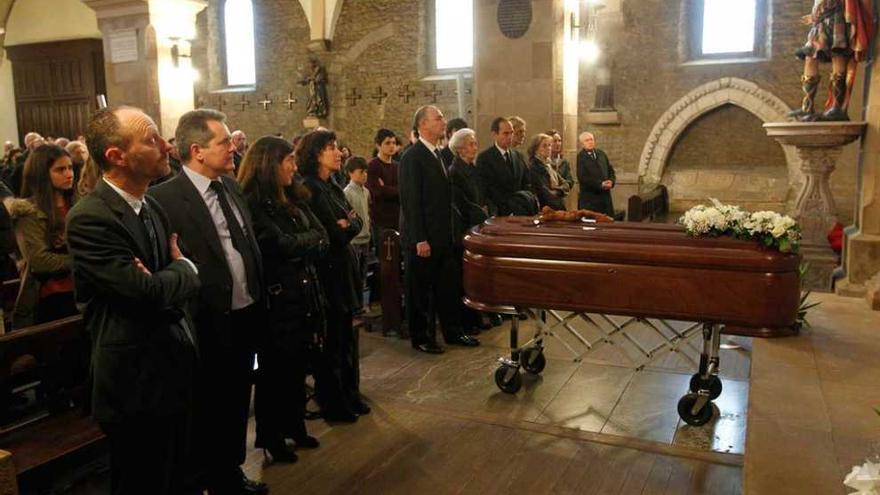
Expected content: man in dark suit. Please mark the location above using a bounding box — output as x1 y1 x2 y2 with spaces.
440 118 468 169
576 131 616 216
66 106 201 495
399 105 479 354
151 109 268 495
231 130 247 173
475 117 533 216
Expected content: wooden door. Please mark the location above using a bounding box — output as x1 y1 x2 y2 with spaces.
6 39 105 143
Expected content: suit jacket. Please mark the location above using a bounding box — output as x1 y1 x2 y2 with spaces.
529 157 566 211
398 140 454 253
149 171 265 346
475 145 531 216
439 146 455 170
66 179 201 424
449 156 488 237
576 148 616 216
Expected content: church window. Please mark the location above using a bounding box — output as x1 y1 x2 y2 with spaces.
690 0 767 60
433 0 474 71
223 0 257 86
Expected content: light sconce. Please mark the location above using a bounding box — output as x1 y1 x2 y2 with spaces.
570 0 605 63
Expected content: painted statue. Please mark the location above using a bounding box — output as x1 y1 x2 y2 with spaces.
790 0 874 121
300 58 329 118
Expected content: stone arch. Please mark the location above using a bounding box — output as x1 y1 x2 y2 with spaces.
638 77 796 192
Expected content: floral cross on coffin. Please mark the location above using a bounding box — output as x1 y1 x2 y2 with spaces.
679 199 802 253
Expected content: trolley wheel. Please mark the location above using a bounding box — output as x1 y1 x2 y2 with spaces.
494 365 522 394
689 373 723 400
520 347 546 375
677 393 714 426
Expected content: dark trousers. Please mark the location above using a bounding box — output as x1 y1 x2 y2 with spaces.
352 242 370 309
314 309 360 413
404 248 463 346
191 305 258 488
254 342 309 447
102 413 190 495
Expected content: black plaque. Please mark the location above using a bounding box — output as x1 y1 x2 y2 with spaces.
497 0 532 39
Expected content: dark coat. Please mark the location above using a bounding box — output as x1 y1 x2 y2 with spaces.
449 156 488 236
475 145 531 216
398 140 454 253
66 179 201 424
302 175 362 313
576 148 616 216
529 157 567 211
149 171 266 346
246 191 328 349
557 158 575 192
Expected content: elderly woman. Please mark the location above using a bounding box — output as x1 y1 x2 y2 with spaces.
546 129 574 194
447 128 492 333
528 133 567 211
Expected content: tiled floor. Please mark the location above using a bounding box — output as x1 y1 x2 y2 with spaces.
356 313 752 456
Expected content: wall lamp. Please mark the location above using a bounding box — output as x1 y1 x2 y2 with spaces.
570 0 605 63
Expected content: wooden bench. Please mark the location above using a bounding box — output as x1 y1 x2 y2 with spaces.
0 315 103 479
626 185 670 222
0 280 19 333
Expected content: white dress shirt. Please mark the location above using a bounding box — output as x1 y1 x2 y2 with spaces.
102 177 198 275
182 166 254 310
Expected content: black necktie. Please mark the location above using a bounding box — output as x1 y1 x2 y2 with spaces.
138 203 160 272
433 148 447 177
209 180 261 301
504 151 512 168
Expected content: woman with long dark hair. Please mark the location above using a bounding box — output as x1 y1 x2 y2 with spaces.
7 144 77 327
296 129 368 422
238 136 327 463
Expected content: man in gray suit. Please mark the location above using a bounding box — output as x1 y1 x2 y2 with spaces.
66 106 201 495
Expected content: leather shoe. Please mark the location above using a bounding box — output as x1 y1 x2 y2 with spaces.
208 472 269 495
489 313 503 327
291 435 320 449
447 335 480 347
262 443 298 464
352 399 371 416
322 409 358 423
414 342 445 354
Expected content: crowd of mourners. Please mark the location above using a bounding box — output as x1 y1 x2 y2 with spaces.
0 104 616 495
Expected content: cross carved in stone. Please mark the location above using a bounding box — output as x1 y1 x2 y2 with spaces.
398 84 415 104
215 96 227 111
238 95 251 111
371 86 389 105
258 95 273 110
346 88 362 107
283 92 298 109
425 84 443 103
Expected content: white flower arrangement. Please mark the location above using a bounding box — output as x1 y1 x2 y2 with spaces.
844 460 880 494
679 199 801 253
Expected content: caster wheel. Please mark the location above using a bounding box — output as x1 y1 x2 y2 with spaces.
520 347 546 374
689 373 722 400
677 393 714 426
494 366 522 394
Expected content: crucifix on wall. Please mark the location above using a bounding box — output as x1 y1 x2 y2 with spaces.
238 95 250 111
398 84 415 104
371 86 389 105
424 84 443 104
258 94 273 110
346 88 362 107
283 92 298 109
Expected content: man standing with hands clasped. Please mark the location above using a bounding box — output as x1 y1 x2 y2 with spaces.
576 131 616 217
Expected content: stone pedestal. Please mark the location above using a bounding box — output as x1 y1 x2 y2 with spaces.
764 121 866 291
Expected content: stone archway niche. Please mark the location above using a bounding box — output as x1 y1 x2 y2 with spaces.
638 78 799 213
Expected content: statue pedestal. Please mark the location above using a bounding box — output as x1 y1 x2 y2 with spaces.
764 121 866 290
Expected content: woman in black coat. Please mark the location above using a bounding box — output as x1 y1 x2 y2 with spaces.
238 136 327 463
297 129 368 422
527 133 567 211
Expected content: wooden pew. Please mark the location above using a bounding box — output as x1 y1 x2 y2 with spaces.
0 280 19 334
0 315 103 477
626 185 669 222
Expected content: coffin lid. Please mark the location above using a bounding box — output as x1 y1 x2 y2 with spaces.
464 217 801 273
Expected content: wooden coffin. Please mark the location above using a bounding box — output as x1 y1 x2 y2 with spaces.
462 217 802 337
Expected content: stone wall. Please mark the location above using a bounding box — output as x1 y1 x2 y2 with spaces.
663 104 790 213
579 0 861 222
193 0 472 159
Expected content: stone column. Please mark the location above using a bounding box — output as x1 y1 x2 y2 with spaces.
473 0 578 163
82 0 206 137
764 122 865 291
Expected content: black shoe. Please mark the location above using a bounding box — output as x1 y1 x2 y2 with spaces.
209 472 269 495
447 335 480 347
263 443 298 464
322 409 358 423
352 399 371 416
414 342 445 354
241 476 269 495
489 314 503 327
291 435 320 449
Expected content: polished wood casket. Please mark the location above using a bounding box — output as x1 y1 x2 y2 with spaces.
462 217 802 337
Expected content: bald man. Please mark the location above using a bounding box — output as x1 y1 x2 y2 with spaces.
576 131 616 216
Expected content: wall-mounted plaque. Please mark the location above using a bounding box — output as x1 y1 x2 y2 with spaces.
497 0 532 39
108 29 138 64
